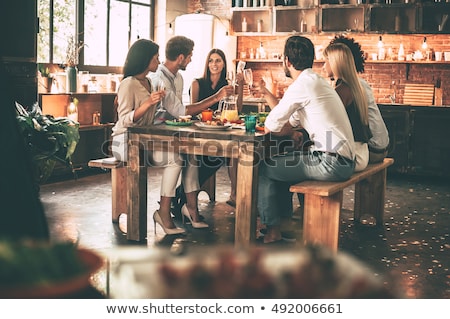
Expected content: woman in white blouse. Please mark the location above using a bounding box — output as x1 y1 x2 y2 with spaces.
111 39 202 235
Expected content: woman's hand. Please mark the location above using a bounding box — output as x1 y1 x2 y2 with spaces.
148 90 165 107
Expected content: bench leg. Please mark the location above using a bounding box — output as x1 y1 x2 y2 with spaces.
354 168 387 225
303 191 343 253
200 174 216 202
111 166 127 223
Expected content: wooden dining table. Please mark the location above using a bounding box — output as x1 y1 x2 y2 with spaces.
125 122 268 246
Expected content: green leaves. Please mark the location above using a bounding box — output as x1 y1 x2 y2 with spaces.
15 102 80 183
0 240 86 287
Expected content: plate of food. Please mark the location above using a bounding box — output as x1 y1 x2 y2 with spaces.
0 240 104 298
256 124 265 132
194 121 232 131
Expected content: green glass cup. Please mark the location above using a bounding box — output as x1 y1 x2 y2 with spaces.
258 112 269 124
245 115 257 133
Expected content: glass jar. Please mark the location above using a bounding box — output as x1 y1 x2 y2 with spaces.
88 76 98 93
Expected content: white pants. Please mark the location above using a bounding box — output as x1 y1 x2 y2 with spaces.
111 133 199 197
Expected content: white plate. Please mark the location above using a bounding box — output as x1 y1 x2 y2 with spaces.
194 122 232 131
231 123 245 129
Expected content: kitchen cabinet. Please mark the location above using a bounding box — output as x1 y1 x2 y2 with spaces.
38 93 116 178
231 2 450 35
421 3 450 33
231 7 272 34
274 6 318 33
320 5 365 32
379 104 450 178
368 4 417 33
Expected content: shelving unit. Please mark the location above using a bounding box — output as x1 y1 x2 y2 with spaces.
320 5 364 32
231 2 450 35
38 93 116 177
368 4 417 33
274 6 318 33
231 7 272 34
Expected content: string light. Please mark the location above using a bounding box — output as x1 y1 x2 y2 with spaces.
422 37 428 50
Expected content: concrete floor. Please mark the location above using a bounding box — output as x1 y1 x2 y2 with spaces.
39 167 449 298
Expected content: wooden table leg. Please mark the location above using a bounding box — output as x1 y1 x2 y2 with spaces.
127 133 147 241
303 191 342 253
234 141 258 247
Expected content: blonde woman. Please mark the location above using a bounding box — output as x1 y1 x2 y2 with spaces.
323 43 372 172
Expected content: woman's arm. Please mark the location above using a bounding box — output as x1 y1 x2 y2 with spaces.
190 79 200 103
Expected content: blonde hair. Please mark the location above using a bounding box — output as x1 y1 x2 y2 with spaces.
323 43 368 125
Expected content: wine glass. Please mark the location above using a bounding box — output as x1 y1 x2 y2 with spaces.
226 70 237 96
243 68 253 88
353 18 359 32
243 68 253 97
153 79 166 113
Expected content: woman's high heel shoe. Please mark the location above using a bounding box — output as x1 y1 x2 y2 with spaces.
153 210 185 235
181 205 209 229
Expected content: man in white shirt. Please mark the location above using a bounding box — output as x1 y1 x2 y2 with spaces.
255 35 356 244
150 35 232 124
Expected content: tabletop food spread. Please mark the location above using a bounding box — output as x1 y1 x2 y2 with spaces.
108 244 394 299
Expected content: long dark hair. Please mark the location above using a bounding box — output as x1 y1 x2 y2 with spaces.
202 48 227 85
122 39 159 79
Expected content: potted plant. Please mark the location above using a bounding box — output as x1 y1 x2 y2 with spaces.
38 64 53 93
15 102 80 185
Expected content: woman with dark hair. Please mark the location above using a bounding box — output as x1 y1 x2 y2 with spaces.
172 49 243 213
190 48 243 112
111 39 202 235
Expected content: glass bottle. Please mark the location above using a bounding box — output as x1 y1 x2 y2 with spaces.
242 17 247 32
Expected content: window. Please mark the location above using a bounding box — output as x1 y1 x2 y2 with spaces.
38 0 154 71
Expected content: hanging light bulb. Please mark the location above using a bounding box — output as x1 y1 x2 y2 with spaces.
377 36 385 60
168 23 174 35
67 98 78 122
422 37 428 50
377 36 384 49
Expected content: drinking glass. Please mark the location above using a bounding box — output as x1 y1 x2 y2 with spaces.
227 70 237 96
243 69 253 88
153 79 166 113
244 115 257 133
243 68 253 97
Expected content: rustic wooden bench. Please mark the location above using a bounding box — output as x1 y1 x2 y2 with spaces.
289 157 394 252
88 158 216 223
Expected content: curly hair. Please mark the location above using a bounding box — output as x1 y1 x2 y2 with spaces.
329 35 365 73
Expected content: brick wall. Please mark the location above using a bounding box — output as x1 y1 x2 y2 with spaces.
191 0 450 105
